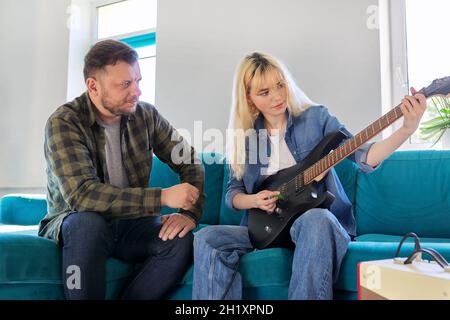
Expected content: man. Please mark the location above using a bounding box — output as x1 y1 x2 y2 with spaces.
38 40 204 300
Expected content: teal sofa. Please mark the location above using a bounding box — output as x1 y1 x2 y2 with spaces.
1 151 450 300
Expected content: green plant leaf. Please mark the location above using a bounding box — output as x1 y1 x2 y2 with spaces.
419 96 450 146
440 108 450 115
421 117 447 126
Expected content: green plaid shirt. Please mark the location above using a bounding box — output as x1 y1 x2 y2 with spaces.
38 92 204 243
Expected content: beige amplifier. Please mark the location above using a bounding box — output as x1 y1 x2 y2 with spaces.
358 256 450 300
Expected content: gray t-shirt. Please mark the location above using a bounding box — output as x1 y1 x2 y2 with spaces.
96 118 129 188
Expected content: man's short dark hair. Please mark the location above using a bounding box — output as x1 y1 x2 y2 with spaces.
83 39 139 81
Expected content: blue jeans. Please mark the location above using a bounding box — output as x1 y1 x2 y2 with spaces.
61 212 193 300
192 208 350 300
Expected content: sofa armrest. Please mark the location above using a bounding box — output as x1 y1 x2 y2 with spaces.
0 194 47 225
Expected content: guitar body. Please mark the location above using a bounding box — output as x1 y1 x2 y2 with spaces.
247 75 450 249
248 131 348 249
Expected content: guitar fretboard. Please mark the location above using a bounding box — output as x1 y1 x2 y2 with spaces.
301 104 404 185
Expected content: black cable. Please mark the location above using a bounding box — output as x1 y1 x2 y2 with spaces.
394 232 421 258
404 247 450 270
394 232 450 270
424 247 450 267
221 262 240 300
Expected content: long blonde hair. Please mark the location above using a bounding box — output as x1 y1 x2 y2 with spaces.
227 52 315 180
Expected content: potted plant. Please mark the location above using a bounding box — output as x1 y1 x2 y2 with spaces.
419 96 450 148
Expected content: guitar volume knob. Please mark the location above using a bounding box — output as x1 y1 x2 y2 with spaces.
264 226 272 233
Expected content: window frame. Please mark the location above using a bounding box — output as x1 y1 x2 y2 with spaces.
90 0 157 43
90 0 157 104
384 0 439 150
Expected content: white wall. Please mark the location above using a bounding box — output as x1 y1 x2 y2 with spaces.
66 0 94 101
0 0 383 189
156 0 382 149
0 0 71 189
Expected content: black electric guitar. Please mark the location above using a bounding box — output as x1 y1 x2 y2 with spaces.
248 76 450 249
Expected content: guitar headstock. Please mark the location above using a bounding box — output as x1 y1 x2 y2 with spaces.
419 76 450 98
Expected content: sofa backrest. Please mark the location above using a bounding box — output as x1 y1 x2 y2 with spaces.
150 154 246 226
0 153 226 226
334 158 359 206
354 150 450 238
219 164 245 225
150 153 225 225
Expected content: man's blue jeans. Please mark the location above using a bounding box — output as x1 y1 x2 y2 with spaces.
192 208 350 300
61 212 193 299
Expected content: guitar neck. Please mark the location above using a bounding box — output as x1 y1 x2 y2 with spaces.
303 103 404 185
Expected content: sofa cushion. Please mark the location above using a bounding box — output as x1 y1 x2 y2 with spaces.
0 194 47 225
0 223 212 300
355 150 450 237
239 248 293 288
0 279 130 300
171 224 294 299
0 233 133 286
336 240 450 292
150 153 224 225
173 248 293 298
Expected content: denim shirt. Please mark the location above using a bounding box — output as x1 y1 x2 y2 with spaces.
225 105 380 236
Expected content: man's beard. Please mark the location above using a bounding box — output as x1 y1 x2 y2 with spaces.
101 97 137 116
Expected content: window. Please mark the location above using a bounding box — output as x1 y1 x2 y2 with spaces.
94 0 157 104
386 0 450 149
405 0 450 93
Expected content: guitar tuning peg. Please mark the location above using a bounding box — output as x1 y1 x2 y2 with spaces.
422 76 450 98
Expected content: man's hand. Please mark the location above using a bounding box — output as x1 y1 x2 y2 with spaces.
160 183 200 210
159 213 196 241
